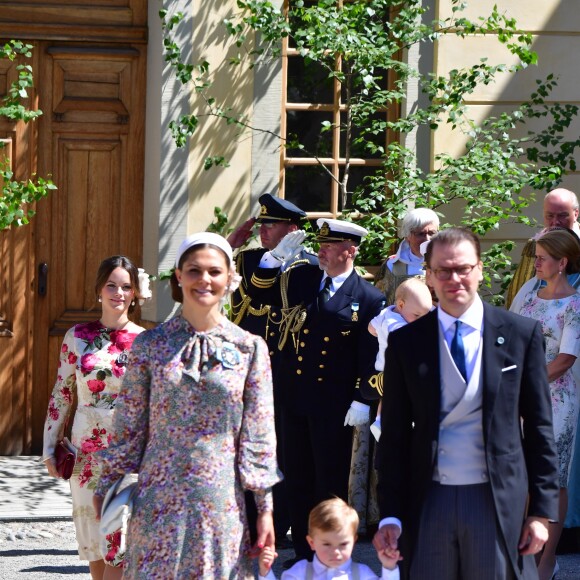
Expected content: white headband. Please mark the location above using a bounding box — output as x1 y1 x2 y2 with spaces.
175 232 234 268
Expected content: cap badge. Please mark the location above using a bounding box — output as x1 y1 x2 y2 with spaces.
259 205 268 216
319 222 330 237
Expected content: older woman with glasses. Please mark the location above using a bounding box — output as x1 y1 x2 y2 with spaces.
375 208 440 305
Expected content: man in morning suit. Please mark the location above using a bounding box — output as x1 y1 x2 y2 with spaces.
228 194 317 543
372 228 559 580
250 218 385 561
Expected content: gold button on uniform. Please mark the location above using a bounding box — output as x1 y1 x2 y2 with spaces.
303 329 309 334
317 378 323 382
319 364 325 369
321 351 327 355
298 356 303 361
323 337 330 342
300 342 305 347
296 369 302 375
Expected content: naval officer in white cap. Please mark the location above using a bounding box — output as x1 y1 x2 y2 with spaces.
249 218 384 563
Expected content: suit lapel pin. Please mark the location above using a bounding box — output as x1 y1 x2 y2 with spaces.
351 302 359 322
496 336 505 345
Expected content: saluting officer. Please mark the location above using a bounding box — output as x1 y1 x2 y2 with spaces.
228 193 317 545
229 193 318 357
249 218 384 562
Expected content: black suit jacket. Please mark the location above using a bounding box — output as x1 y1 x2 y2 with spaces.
250 264 385 415
376 303 559 577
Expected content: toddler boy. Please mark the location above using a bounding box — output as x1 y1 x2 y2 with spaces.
258 497 400 579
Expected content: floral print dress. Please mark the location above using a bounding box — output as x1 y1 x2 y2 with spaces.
517 291 580 486
95 316 281 580
42 320 144 565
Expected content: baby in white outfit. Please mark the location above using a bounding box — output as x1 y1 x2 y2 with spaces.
368 277 433 439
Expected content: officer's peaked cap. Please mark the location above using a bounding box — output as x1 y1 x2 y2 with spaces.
256 194 307 224
315 218 368 244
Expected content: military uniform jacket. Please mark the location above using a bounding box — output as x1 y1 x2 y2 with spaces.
231 248 318 367
249 263 384 415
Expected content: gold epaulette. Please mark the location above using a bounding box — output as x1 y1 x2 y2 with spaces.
368 372 384 397
251 271 277 289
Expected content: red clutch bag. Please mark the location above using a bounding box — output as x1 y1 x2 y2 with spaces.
55 437 77 480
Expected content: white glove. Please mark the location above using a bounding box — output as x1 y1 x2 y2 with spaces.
370 417 382 441
270 230 306 262
344 401 370 427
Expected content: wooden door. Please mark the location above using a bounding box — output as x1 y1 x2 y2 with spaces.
0 49 39 455
0 0 147 455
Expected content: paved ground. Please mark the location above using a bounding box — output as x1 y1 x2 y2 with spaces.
1 456 579 579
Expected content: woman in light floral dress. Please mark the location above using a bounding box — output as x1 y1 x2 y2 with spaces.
93 232 281 579
42 256 150 580
511 228 580 580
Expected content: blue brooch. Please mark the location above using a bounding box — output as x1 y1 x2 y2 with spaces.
215 341 241 369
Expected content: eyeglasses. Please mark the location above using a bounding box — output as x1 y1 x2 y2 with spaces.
412 230 438 238
429 264 479 280
545 212 572 220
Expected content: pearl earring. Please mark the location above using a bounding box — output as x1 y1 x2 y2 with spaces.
98 296 102 303
178 283 182 287
131 300 135 306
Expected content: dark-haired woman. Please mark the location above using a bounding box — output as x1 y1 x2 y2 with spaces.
511 228 580 580
42 256 150 579
93 232 281 579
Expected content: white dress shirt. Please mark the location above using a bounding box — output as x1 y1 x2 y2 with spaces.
259 554 399 580
319 269 353 299
379 296 485 531
437 295 485 383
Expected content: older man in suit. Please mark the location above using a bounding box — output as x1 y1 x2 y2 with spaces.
250 219 385 562
373 228 559 580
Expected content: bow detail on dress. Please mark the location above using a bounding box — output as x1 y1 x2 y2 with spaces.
182 332 217 381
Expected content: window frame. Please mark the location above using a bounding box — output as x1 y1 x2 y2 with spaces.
279 0 398 218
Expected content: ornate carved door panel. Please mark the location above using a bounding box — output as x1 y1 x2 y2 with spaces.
0 0 147 454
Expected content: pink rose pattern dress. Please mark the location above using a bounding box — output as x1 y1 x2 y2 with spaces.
95 316 282 579
518 291 580 486
42 321 144 565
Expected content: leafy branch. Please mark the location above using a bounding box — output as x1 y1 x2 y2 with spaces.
159 0 580 303
0 41 56 230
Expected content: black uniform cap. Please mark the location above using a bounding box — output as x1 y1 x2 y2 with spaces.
256 194 307 225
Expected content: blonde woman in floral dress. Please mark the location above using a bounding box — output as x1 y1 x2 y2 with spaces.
93 232 281 579
42 256 150 580
510 228 580 580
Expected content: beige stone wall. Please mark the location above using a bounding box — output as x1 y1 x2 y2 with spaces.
187 0 283 233
188 0 256 232
433 0 580 245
